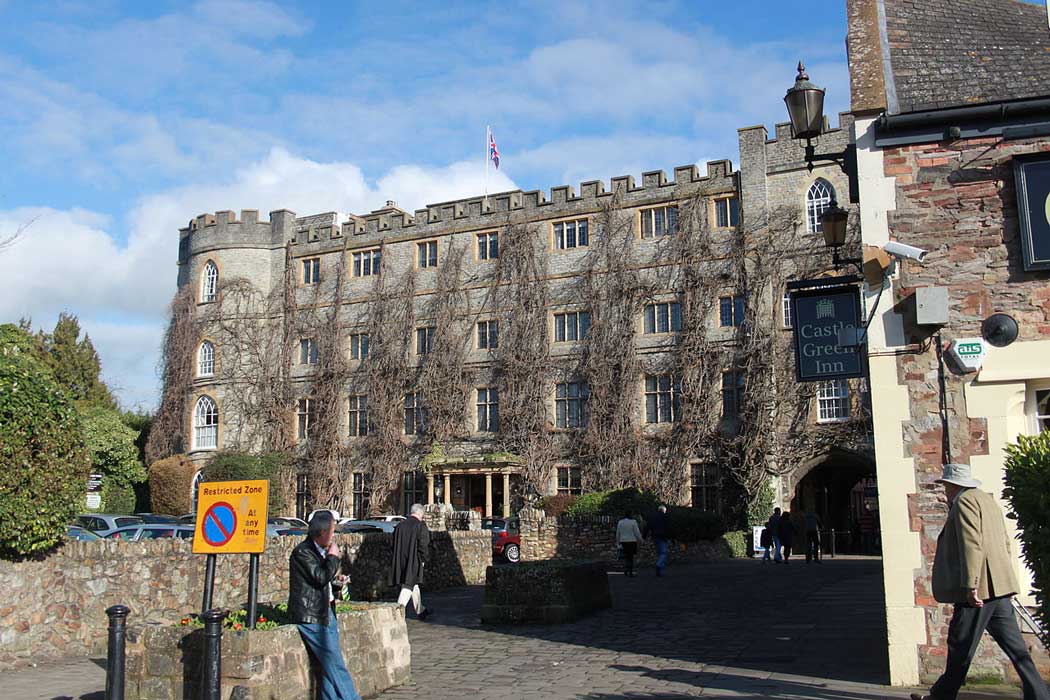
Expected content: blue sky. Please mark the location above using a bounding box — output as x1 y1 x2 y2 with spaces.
0 0 852 409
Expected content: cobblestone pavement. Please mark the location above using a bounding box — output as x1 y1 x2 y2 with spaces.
2 556 1033 699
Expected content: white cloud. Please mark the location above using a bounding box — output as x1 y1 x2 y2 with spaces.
0 149 516 409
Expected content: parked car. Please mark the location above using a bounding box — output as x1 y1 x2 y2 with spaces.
266 521 307 538
371 515 406 523
482 517 521 563
176 513 196 525
66 525 102 541
75 514 144 537
271 516 308 529
307 509 351 524
341 519 397 533
104 525 195 541
133 513 180 524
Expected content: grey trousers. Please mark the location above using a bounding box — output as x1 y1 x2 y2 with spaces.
930 596 1049 700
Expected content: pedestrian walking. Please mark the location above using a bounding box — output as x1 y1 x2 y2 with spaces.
287 511 361 700
777 510 796 562
910 463 1049 700
766 508 783 562
616 511 643 577
390 503 432 620
803 508 822 563
644 505 673 576
760 525 773 562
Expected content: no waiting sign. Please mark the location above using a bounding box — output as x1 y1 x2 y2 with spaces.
192 479 269 554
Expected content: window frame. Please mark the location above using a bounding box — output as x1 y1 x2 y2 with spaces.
806 179 835 235
1029 384 1050 434
477 319 499 350
644 374 682 424
193 395 219 450
404 392 428 435
197 340 215 378
302 257 321 285
200 260 218 303
352 473 371 520
553 310 591 343
556 465 583 496
721 370 745 420
781 291 793 329
690 462 721 512
348 394 369 437
718 294 746 328
640 205 679 239
296 398 315 441
299 338 319 365
352 248 382 277
555 381 590 429
713 196 740 229
416 240 439 269
643 301 682 334
552 217 590 250
415 326 435 355
476 231 499 261
816 379 851 423
349 332 369 360
476 387 500 432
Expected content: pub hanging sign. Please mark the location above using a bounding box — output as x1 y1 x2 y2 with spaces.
790 284 866 382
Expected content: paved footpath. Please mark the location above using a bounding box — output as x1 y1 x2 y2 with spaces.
2 557 1032 699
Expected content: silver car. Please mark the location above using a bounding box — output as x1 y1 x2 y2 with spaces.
75 514 144 537
104 525 195 541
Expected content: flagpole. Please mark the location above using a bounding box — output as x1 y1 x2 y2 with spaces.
484 125 490 205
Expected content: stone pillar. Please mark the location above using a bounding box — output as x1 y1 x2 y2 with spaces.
502 473 511 515
485 473 493 518
443 474 452 507
426 475 435 505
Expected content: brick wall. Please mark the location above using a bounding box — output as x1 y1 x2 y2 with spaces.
0 530 490 670
883 135 1050 681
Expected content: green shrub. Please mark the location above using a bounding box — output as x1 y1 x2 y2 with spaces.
101 481 137 514
747 480 775 526
0 324 90 557
564 490 609 517
81 406 147 508
537 494 577 517
722 530 750 558
564 488 660 518
205 452 288 513
149 455 198 515
1003 431 1050 631
666 506 724 542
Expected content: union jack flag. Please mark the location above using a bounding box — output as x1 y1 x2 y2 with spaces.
488 128 500 170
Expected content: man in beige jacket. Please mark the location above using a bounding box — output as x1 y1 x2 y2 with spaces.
912 463 1048 700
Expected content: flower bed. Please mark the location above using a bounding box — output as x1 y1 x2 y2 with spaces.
125 602 410 700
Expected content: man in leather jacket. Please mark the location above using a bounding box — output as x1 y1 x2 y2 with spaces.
288 511 360 700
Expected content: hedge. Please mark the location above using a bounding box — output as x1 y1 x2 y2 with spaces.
722 530 750 558
1003 430 1050 631
149 455 198 515
665 506 725 543
204 452 288 513
0 324 91 557
564 488 660 518
536 494 577 517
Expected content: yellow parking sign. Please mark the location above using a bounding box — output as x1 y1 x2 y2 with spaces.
192 479 269 554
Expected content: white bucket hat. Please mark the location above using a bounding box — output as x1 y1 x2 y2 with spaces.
936 463 981 489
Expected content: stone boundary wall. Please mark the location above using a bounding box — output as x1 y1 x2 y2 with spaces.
517 510 733 564
0 530 489 670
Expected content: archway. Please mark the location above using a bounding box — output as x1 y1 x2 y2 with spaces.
790 449 879 555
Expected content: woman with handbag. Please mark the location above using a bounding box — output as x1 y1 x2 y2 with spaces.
615 511 643 577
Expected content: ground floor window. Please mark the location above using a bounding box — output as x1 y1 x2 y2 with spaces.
352 473 371 519
817 379 850 422
403 471 427 514
1035 388 1050 433
557 465 582 495
690 462 720 512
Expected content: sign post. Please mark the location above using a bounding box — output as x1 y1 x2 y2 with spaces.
790 283 867 382
193 480 269 622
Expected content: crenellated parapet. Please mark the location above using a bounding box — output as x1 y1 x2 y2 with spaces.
738 112 855 173
178 209 298 264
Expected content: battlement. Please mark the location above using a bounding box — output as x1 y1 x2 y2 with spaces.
738 112 854 173
179 160 739 251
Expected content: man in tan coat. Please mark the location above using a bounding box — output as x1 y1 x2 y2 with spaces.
912 463 1048 700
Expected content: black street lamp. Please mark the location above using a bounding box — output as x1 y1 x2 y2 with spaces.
784 62 859 203
819 196 860 270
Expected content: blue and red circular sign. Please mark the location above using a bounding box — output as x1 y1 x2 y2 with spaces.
201 501 238 547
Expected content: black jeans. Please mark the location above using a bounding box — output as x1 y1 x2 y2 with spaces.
930 596 1049 700
621 542 637 574
806 531 821 562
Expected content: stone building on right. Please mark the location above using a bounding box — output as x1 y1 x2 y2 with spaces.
846 0 1050 686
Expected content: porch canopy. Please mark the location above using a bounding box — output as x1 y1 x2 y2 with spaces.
421 451 524 518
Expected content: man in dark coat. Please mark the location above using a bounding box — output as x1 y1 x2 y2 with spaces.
644 505 673 576
288 511 360 700
391 503 431 619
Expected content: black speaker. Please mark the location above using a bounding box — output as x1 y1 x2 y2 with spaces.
981 313 1019 348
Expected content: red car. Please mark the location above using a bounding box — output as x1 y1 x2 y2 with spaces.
482 517 521 563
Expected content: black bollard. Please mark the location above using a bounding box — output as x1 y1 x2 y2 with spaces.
105 604 130 700
201 609 227 700
246 553 260 630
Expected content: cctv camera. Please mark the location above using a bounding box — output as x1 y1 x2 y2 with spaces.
883 241 928 263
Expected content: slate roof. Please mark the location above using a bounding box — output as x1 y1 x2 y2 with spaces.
883 0 1050 114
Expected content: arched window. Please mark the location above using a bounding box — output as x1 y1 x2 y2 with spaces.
193 395 219 450
190 470 204 512
806 179 835 234
197 341 215 377
200 261 218 302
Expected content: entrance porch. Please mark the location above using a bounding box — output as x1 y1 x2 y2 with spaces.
423 454 524 518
